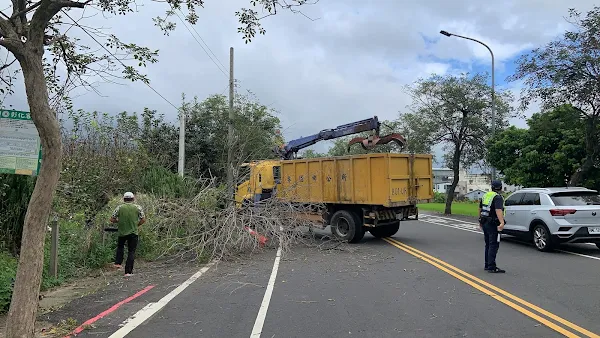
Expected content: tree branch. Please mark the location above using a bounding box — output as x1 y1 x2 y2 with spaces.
0 58 17 71
9 1 42 20
29 0 90 48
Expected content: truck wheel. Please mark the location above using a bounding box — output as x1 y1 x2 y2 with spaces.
369 221 400 238
330 210 364 243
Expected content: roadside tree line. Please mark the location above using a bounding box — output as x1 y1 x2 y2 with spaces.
306 7 600 214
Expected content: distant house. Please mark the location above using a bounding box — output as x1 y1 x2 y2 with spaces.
465 189 486 201
434 182 452 194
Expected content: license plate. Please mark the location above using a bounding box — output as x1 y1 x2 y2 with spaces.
589 227 600 234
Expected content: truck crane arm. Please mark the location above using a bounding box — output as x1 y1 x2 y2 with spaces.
275 116 406 160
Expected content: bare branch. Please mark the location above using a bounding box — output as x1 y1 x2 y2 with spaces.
9 1 41 20
0 58 16 71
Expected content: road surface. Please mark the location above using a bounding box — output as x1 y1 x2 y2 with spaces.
64 213 600 338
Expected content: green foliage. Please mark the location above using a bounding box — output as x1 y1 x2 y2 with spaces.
510 6 600 185
56 109 155 219
487 104 600 189
0 251 17 313
0 174 35 255
433 192 446 203
300 149 327 158
400 72 514 213
136 166 200 198
181 91 283 179
401 72 513 171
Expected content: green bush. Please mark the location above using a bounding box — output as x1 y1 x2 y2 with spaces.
0 174 36 255
0 251 17 313
433 192 446 203
136 166 199 199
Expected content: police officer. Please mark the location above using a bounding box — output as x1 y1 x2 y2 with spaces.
478 180 506 273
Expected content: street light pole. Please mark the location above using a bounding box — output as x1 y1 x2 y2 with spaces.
440 30 496 181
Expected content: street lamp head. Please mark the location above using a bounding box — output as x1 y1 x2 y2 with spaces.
439 30 452 37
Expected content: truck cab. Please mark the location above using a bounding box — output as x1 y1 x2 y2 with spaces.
235 160 281 206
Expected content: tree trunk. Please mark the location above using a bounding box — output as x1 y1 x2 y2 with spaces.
570 118 598 186
444 148 462 215
6 52 63 338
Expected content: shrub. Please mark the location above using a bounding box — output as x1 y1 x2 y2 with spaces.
433 192 446 203
0 251 17 313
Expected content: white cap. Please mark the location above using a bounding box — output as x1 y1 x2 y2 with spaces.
123 192 134 199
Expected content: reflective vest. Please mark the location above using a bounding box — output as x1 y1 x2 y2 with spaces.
480 191 505 217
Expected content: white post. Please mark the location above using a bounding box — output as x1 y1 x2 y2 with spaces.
178 108 185 177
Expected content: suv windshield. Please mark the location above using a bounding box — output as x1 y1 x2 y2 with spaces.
549 191 600 206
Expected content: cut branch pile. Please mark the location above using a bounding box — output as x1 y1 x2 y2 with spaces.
129 179 327 263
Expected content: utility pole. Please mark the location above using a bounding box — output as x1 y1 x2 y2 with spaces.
440 30 496 181
226 47 235 201
178 107 185 177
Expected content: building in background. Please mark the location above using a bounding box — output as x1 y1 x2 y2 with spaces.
432 167 521 199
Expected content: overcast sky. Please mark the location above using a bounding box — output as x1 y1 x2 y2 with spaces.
2 0 597 164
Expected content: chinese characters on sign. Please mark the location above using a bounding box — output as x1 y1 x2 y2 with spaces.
0 109 42 176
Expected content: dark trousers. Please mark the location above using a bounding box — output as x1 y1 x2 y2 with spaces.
115 234 138 274
482 220 500 269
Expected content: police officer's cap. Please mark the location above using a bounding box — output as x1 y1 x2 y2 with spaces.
491 180 502 190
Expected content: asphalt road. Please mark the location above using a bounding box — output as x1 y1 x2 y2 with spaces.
71 214 600 338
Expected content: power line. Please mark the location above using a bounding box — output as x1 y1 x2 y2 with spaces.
173 9 229 78
62 10 182 112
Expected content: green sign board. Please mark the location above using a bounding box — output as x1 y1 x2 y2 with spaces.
0 109 42 176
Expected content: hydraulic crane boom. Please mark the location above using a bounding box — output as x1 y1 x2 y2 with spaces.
274 116 407 160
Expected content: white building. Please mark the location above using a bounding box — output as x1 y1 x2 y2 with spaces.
432 167 521 197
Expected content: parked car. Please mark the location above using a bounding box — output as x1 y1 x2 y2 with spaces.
502 187 600 251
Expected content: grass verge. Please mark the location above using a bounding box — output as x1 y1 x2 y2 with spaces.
418 202 479 217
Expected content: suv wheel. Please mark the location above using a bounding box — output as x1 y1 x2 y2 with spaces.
532 223 554 252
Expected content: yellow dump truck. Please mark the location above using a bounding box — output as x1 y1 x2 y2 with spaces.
235 153 433 243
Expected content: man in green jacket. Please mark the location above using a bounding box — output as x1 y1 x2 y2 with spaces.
110 192 146 276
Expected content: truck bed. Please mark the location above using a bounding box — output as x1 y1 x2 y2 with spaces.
278 153 433 207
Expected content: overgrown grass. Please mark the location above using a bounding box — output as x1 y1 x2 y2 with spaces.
0 167 204 314
418 202 480 217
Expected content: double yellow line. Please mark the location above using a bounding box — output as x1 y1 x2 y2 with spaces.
383 237 599 338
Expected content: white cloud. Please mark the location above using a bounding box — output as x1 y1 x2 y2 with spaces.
1 0 597 159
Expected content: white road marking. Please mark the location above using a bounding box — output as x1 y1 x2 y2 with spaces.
419 218 600 261
422 214 599 248
421 220 482 235
557 249 600 261
108 261 216 338
422 214 479 225
251 246 282 337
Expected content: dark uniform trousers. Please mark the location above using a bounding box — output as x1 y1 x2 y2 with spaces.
481 217 500 270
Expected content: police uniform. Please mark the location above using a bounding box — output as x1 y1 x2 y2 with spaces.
479 181 506 273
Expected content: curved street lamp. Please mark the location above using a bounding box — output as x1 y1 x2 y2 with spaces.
439 30 496 181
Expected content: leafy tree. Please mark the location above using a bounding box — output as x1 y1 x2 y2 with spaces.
0 0 315 335
487 104 597 189
181 91 283 181
400 73 513 214
510 6 600 186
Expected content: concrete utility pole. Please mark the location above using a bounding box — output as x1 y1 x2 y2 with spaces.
440 30 496 181
226 47 235 201
178 106 185 177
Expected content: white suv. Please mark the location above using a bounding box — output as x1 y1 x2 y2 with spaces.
502 187 600 251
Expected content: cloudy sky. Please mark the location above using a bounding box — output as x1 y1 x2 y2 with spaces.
2 0 597 165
